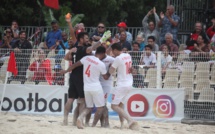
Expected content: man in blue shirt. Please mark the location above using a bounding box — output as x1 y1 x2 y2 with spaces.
44 20 62 50
158 5 180 46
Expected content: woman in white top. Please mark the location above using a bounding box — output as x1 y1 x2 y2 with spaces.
161 45 173 74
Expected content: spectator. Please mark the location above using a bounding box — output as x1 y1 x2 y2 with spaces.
185 22 210 52
91 22 106 42
122 47 129 53
119 31 131 50
115 22 133 44
129 42 141 69
206 18 215 39
147 36 159 51
160 33 178 58
12 30 32 83
142 7 160 45
54 32 70 64
44 20 62 50
11 20 19 39
161 45 173 74
0 28 15 48
158 5 180 45
190 34 210 61
140 45 156 68
29 49 53 85
135 34 145 51
52 64 64 85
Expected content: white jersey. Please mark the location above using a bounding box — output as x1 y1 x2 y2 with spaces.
99 55 115 87
80 56 107 91
111 53 133 87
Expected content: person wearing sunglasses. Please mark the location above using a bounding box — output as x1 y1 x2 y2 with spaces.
91 23 106 42
0 28 15 48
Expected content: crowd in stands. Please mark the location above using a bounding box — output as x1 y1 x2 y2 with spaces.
0 5 215 86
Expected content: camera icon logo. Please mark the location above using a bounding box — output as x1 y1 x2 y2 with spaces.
153 95 175 118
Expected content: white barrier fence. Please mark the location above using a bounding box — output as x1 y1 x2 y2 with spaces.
0 85 184 122
1 49 215 121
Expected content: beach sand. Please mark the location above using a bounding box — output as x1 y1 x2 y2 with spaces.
0 112 214 134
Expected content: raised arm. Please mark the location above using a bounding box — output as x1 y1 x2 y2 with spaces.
65 14 77 43
158 12 164 27
86 30 111 54
142 9 152 30
153 7 160 28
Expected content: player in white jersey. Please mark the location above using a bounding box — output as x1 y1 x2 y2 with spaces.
98 49 115 127
61 46 110 129
109 43 138 130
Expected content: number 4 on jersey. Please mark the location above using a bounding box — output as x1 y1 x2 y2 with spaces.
85 65 91 77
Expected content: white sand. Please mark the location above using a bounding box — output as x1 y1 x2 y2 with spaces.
0 112 214 134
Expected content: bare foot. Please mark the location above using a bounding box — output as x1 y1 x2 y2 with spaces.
76 118 84 129
104 123 110 128
85 122 90 127
63 118 68 126
120 122 124 129
128 121 139 130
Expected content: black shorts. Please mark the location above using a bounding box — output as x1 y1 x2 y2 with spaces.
68 74 84 99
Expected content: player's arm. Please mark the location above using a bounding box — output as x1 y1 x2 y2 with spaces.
109 66 116 75
64 47 77 61
60 61 82 74
86 30 111 54
102 72 111 80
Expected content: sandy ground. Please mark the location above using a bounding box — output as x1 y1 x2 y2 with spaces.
0 112 214 134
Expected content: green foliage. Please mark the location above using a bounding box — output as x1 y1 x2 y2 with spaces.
0 0 167 27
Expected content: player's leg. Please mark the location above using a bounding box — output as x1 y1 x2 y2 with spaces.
92 89 105 127
63 82 77 125
119 102 124 128
103 106 110 128
101 87 111 127
111 87 138 130
85 109 92 127
76 91 93 129
72 103 79 126
63 98 74 125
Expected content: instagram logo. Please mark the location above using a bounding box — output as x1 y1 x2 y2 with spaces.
153 95 175 118
127 94 149 117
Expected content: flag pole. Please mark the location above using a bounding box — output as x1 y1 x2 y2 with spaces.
0 72 9 114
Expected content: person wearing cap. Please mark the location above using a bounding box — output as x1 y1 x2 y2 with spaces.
52 64 64 85
44 20 62 50
142 7 160 45
115 22 133 44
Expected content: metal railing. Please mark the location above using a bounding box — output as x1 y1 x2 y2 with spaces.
0 48 214 121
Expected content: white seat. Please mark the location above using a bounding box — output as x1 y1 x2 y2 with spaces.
144 68 157 83
163 69 179 83
163 78 178 88
198 88 215 102
194 80 210 93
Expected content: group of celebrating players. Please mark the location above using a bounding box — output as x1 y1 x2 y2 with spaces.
60 15 138 130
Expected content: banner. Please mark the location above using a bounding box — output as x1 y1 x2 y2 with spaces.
0 85 184 121
124 88 184 121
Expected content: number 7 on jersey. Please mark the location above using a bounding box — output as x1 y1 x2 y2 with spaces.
125 61 132 74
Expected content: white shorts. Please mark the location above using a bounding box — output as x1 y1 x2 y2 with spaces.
102 86 111 103
111 86 132 105
84 89 105 108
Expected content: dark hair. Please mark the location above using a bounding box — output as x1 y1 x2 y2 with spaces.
12 20 18 25
147 36 156 41
162 44 171 52
95 46 106 54
198 33 209 44
97 22 106 27
111 43 122 51
77 32 89 42
145 45 152 50
19 30 26 36
132 41 140 47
